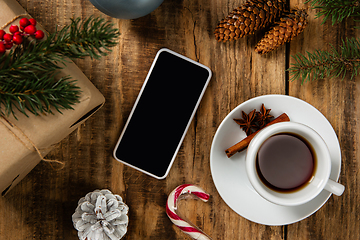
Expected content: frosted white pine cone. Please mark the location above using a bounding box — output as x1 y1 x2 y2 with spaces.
72 189 129 240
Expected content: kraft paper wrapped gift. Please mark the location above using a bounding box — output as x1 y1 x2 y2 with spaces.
0 0 106 195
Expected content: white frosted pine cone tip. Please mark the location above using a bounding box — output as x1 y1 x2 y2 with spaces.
72 189 129 240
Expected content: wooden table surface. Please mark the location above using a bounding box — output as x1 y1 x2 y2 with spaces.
0 0 358 239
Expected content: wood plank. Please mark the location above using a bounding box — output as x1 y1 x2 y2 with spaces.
288 0 360 239
167 0 286 239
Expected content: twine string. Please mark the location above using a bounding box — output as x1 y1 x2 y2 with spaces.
0 14 28 30
0 116 64 170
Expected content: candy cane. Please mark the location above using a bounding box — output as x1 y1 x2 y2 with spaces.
166 184 212 240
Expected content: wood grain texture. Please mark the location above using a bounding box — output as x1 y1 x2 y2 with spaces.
287 1 360 240
0 0 357 239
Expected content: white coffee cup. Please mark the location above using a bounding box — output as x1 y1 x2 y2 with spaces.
245 122 345 206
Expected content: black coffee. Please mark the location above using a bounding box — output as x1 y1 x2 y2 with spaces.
256 133 315 192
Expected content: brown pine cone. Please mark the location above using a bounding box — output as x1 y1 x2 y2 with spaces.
214 0 287 42
255 9 308 54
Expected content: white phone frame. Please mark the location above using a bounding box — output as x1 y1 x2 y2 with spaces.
113 48 212 179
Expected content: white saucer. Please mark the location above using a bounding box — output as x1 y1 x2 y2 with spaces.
210 95 342 226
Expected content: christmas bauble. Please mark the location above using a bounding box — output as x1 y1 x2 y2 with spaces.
89 0 164 19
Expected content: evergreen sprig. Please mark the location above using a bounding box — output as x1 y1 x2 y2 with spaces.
0 73 79 117
307 0 360 25
0 16 120 119
288 37 360 84
49 17 120 59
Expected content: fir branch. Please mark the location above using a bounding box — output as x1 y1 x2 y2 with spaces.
307 0 360 25
48 17 120 59
0 17 120 78
288 37 360 84
0 73 80 118
0 38 61 80
0 16 119 118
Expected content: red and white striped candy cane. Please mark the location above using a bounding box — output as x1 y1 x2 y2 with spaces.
166 184 212 240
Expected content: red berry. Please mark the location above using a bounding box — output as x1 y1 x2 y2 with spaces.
24 25 36 35
3 33 13 42
34 30 44 40
0 42 5 54
20 26 25 31
19 18 30 27
29 18 37 26
13 34 23 45
14 31 22 36
9 25 19 34
0 30 5 40
4 42 13 49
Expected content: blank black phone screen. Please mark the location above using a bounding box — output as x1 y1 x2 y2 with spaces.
114 50 211 178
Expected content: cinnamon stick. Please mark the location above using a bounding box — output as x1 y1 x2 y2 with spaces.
225 113 290 158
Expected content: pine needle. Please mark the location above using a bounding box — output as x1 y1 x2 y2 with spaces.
306 0 360 25
287 37 360 84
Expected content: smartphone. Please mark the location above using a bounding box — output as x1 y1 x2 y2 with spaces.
113 48 212 179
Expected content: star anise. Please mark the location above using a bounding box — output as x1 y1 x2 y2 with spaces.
233 109 257 136
255 103 274 128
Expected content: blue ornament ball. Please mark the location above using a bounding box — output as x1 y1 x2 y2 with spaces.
89 0 164 19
